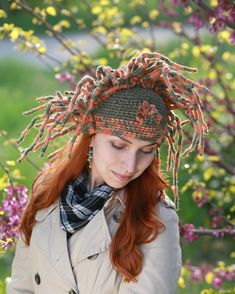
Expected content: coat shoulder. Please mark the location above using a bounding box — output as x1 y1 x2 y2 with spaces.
35 201 59 222
160 194 176 210
157 194 179 225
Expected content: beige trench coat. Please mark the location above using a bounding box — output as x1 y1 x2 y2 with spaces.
7 192 182 294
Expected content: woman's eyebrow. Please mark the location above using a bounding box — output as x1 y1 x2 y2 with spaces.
119 136 157 147
141 142 157 147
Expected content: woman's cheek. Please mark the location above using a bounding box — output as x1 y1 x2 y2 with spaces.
141 154 155 169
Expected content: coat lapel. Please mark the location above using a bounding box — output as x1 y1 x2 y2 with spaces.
69 207 112 265
69 190 125 265
32 190 125 291
34 203 78 291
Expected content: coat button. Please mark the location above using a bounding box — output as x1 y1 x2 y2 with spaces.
113 213 120 223
68 289 76 294
34 273 41 285
88 253 98 260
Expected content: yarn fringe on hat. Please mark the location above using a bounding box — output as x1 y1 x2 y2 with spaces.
17 51 213 207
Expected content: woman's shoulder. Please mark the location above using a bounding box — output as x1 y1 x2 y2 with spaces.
160 194 176 210
157 194 179 223
34 201 59 222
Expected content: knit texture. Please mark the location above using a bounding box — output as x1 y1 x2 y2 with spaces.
92 86 169 145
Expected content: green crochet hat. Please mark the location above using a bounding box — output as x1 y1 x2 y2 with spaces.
17 51 212 205
92 86 169 146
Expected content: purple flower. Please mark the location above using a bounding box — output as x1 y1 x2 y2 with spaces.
0 185 28 250
214 6 225 19
212 277 223 289
189 11 204 30
191 267 203 282
229 31 235 44
228 8 235 22
55 72 75 83
192 185 208 208
186 263 235 288
210 18 226 33
218 0 233 11
181 0 189 5
218 269 227 279
182 224 198 242
171 0 189 5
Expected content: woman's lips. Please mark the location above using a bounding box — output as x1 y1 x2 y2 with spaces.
112 171 130 181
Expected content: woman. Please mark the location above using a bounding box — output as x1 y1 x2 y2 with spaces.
7 52 210 294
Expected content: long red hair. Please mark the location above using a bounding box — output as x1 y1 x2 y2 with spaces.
19 134 169 282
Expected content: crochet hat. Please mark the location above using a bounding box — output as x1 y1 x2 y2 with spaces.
17 51 212 205
92 86 169 146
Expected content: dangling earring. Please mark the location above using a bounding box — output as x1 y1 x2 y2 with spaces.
87 146 93 168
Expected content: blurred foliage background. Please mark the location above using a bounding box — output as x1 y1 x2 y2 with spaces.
0 0 235 293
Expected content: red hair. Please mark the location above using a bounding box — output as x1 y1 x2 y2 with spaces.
19 134 169 282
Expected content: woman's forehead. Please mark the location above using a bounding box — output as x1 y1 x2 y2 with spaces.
95 133 157 147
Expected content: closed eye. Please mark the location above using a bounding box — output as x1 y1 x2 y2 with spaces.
111 143 125 150
141 149 155 154
111 142 155 154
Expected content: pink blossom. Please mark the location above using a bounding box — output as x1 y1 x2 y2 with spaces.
214 6 225 19
192 185 208 208
171 0 189 5
0 185 28 249
212 277 223 289
182 224 198 242
191 267 203 282
188 11 204 30
186 263 235 289
218 0 233 11
228 8 235 23
229 31 235 44
210 19 225 33
55 72 75 83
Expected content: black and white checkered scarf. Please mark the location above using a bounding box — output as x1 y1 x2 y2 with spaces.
59 169 115 234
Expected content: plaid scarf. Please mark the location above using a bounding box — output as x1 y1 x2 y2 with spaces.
59 169 115 234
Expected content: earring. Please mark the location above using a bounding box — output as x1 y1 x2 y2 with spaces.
87 146 93 168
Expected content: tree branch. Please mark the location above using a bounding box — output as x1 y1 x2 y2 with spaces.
0 162 14 188
191 228 235 237
17 0 92 74
0 131 41 171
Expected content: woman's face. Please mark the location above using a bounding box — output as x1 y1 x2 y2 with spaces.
89 133 157 190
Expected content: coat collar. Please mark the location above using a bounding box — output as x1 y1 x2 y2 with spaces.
67 190 126 263
69 207 112 265
35 200 58 222
34 189 125 222
33 190 125 290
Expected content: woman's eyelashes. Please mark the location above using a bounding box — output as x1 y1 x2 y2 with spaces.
110 142 125 150
110 142 155 154
141 149 155 154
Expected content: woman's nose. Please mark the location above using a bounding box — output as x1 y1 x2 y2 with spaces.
121 152 137 174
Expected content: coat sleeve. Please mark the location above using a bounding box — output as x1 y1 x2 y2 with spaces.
6 234 34 294
118 201 182 294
